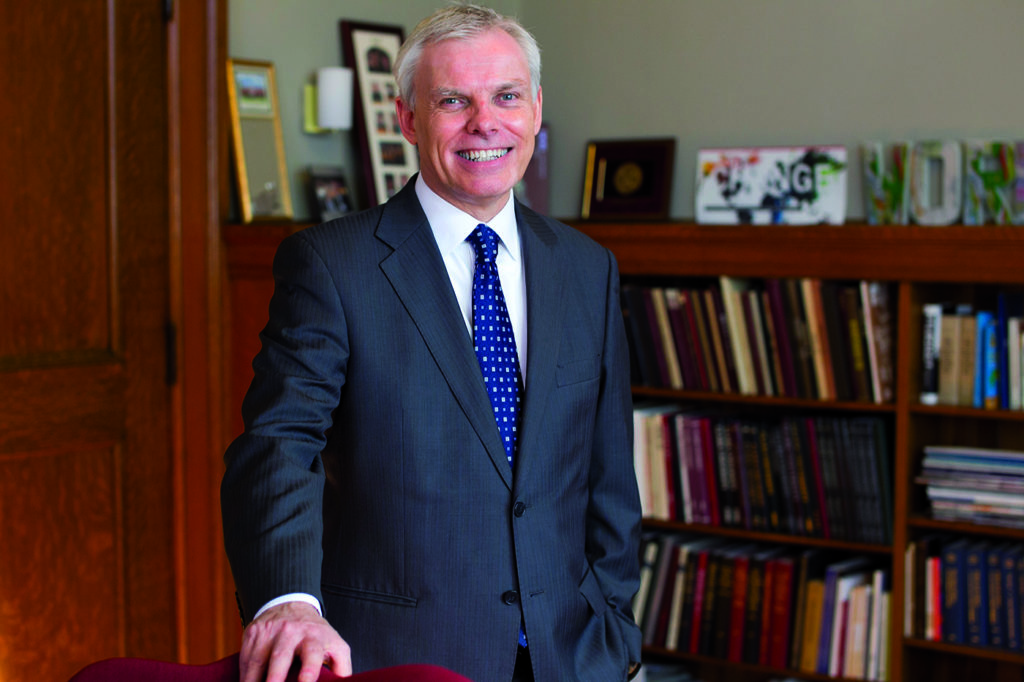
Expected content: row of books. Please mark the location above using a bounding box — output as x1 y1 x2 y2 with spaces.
918 445 1024 528
920 294 1024 410
621 277 895 404
633 407 893 545
905 533 1024 651
635 534 891 681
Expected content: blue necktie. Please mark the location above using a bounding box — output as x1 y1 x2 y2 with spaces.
467 224 528 650
467 224 522 469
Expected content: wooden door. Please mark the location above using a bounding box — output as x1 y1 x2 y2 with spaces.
0 2 175 681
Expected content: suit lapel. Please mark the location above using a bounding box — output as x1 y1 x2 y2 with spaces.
514 205 566 486
376 184 513 488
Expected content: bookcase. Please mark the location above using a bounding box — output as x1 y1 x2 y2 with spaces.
571 220 1024 682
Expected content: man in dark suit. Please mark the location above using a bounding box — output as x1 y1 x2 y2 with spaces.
221 5 642 681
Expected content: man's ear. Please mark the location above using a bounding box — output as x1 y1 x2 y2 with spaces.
395 98 417 145
532 86 543 136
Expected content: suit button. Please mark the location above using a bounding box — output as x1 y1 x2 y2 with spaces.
501 590 519 605
513 501 526 517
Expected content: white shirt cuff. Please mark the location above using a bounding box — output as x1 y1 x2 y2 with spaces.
252 593 323 621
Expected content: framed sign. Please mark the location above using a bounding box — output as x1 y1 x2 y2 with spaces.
340 20 418 207
226 58 293 222
580 138 675 221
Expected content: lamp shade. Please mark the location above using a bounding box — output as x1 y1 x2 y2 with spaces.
317 66 353 130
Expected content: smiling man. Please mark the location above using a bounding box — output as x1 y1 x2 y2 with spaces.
221 5 642 682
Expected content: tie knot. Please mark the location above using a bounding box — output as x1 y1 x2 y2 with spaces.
467 224 499 265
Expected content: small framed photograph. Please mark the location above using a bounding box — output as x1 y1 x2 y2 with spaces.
580 138 676 221
340 20 419 207
306 166 353 223
226 58 293 222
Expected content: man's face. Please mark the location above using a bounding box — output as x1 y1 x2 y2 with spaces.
396 28 542 222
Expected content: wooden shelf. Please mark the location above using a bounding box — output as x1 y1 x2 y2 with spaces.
571 221 1024 284
582 219 1024 682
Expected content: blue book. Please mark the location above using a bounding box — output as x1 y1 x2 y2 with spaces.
974 311 994 408
1002 545 1021 651
988 543 1008 648
984 316 1000 409
942 538 970 644
964 540 989 646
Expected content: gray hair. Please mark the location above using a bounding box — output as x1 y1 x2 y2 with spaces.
393 3 541 111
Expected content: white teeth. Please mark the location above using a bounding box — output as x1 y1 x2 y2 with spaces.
459 148 509 162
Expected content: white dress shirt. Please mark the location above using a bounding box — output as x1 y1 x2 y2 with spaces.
254 176 529 621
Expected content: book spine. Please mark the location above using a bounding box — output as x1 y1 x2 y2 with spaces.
987 544 1005 648
965 541 989 646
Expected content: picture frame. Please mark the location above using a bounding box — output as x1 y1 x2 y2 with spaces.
340 20 418 207
306 165 354 223
580 138 675 221
226 58 293 222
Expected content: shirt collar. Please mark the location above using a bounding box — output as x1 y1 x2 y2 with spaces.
415 175 520 261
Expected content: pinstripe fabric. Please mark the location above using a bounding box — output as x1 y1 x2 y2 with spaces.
221 180 642 681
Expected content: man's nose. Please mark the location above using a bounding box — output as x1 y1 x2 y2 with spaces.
466 102 498 135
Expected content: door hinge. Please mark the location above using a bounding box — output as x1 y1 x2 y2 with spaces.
165 322 178 386
163 0 174 22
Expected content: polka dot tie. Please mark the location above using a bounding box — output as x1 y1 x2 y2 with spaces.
467 224 522 469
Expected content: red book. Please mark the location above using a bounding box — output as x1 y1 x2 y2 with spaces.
768 554 797 669
681 289 711 390
699 416 721 526
758 556 776 665
689 548 712 653
728 552 751 662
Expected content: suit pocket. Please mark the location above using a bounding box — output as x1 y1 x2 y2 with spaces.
578 564 609 617
322 583 418 608
556 355 601 387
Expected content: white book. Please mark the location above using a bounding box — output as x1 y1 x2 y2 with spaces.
1010 317 1022 410
867 568 889 680
829 570 869 676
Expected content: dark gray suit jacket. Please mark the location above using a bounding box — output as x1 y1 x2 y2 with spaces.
222 180 642 680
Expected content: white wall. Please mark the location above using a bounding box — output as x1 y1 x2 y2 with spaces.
232 0 1024 220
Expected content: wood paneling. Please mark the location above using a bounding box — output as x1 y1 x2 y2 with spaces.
0 447 121 675
0 2 111 358
0 2 175 680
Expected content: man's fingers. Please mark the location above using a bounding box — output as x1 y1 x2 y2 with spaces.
323 642 353 678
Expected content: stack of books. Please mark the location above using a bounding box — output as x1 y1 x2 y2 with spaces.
635 536 891 681
919 294 1024 409
905 533 1024 651
919 445 1024 527
633 407 893 545
620 277 895 404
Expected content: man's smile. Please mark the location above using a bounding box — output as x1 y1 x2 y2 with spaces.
458 148 511 162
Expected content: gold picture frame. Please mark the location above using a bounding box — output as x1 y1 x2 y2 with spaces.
226 58 293 222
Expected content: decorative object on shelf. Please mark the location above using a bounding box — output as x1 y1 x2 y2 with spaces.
340 20 418 207
580 138 675 221
226 58 293 222
695 145 847 225
1015 142 1024 225
963 140 1016 225
514 123 550 216
907 140 962 226
305 165 353 223
862 142 909 225
303 66 354 134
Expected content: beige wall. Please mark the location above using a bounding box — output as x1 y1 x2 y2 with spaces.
231 0 1024 220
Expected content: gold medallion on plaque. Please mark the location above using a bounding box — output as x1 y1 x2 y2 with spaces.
613 162 643 196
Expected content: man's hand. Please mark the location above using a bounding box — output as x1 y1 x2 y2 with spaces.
240 601 352 682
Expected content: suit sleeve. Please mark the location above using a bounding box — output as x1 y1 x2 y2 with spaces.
585 247 643 665
221 232 348 622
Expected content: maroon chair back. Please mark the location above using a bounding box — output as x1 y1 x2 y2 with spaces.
68 653 474 682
